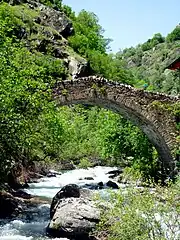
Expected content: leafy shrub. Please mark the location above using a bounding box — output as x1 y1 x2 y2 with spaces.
166 26 180 42
95 179 180 240
39 0 62 9
77 157 92 169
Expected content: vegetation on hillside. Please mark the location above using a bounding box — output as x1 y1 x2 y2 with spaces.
119 25 180 94
0 2 67 181
0 0 179 184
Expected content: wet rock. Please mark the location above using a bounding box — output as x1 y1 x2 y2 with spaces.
49 169 62 176
50 184 80 218
106 169 123 178
46 172 56 178
12 189 32 199
46 169 62 177
80 182 103 190
84 177 94 180
0 192 23 218
97 182 104 189
83 184 96 190
28 178 42 183
106 180 119 189
47 184 100 240
56 184 80 199
82 182 103 190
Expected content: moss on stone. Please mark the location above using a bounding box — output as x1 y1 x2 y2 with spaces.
61 88 68 96
151 100 180 116
11 4 39 23
99 86 107 96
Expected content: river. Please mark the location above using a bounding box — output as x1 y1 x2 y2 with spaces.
0 166 118 240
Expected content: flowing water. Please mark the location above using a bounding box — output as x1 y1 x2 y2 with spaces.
1 166 179 240
0 166 117 240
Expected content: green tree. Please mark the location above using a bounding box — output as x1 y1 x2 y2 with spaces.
69 10 110 56
0 3 66 181
166 25 180 42
39 0 62 9
151 33 165 47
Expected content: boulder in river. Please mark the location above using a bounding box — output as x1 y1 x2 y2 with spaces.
50 184 80 218
84 177 94 180
106 180 119 189
46 172 57 178
106 169 123 178
12 189 32 199
97 182 104 189
47 184 100 240
0 191 23 218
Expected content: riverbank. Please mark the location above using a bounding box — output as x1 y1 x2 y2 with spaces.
0 166 121 240
0 166 179 240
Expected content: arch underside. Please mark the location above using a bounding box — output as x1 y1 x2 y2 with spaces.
57 96 176 178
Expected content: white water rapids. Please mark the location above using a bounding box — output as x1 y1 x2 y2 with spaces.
0 166 179 240
0 166 117 240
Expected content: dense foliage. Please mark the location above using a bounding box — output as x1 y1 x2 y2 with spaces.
0 2 66 180
95 179 180 240
0 1 178 183
67 9 134 84
166 25 180 42
39 0 62 9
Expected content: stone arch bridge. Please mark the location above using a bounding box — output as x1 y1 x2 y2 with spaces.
53 76 180 178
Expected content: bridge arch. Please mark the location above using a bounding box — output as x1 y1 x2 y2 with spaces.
53 76 180 178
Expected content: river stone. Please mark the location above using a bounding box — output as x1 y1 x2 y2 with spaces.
0 192 23 218
106 180 119 189
46 172 57 178
84 177 94 180
47 197 100 239
50 184 80 218
80 188 93 199
107 168 123 178
50 184 93 218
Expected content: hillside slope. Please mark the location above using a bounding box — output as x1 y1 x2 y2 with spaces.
3 0 89 78
120 27 180 94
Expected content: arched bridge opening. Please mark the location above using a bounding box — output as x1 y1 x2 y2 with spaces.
53 76 180 179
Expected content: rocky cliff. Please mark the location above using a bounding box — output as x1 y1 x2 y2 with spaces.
4 0 89 79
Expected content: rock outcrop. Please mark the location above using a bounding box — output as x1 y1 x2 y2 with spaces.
47 184 99 240
6 0 90 79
